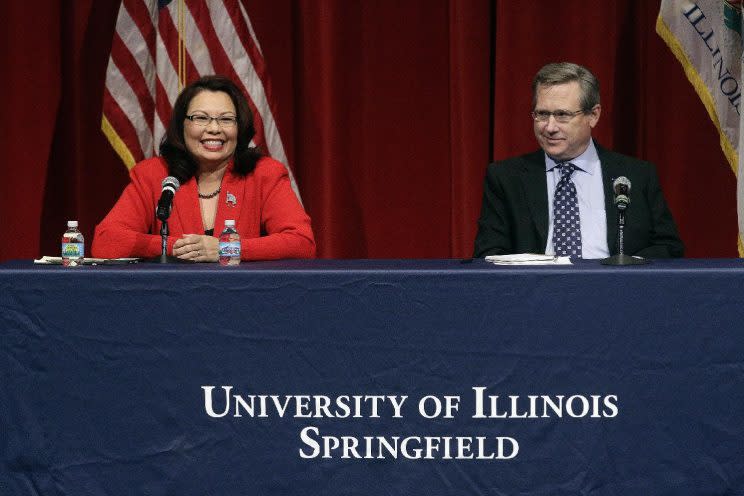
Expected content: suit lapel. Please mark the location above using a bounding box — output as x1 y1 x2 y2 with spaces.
213 163 244 235
172 177 203 234
520 150 549 247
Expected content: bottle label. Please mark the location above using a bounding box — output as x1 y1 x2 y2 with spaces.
219 241 241 257
62 242 84 258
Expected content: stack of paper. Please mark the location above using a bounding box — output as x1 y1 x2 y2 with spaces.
484 254 572 265
34 256 139 265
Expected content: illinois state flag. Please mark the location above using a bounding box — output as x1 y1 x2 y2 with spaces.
102 0 300 199
657 0 743 253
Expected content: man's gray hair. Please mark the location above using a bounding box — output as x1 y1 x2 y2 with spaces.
532 62 600 112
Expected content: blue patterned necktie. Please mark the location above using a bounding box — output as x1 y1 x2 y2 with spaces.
552 162 582 258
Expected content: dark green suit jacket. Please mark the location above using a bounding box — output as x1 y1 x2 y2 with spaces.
473 145 684 258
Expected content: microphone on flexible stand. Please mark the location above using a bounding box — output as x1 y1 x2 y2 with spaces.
157 176 180 221
613 176 631 211
147 176 189 263
601 176 649 266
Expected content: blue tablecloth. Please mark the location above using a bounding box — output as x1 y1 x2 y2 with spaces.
2 259 744 495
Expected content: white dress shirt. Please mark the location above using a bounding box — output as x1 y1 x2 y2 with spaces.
544 140 609 259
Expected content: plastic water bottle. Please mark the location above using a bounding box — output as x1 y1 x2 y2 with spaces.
219 219 241 266
61 220 85 267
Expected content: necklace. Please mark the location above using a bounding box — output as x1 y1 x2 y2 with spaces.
198 187 221 199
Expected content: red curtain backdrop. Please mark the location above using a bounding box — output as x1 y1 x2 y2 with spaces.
0 0 736 261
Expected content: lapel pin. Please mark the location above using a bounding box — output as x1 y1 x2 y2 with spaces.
226 192 237 207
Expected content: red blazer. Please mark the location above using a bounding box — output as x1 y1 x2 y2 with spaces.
92 157 316 260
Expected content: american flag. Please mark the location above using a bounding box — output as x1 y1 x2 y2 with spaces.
102 0 299 199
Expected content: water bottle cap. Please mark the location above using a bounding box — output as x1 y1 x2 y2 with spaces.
67 220 78 228
225 219 235 227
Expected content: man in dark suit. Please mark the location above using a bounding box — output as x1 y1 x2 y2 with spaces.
474 62 683 259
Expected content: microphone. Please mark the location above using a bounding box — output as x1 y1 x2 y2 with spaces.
156 176 180 221
601 175 648 265
613 176 631 210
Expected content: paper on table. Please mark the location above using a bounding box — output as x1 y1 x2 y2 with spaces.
484 253 572 265
34 256 140 265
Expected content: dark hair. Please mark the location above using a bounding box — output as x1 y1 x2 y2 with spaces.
159 75 263 183
532 62 600 112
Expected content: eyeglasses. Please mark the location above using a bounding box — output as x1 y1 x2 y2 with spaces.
185 113 238 128
531 109 585 123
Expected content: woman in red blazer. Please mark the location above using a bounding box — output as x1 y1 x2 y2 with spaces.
92 76 315 262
